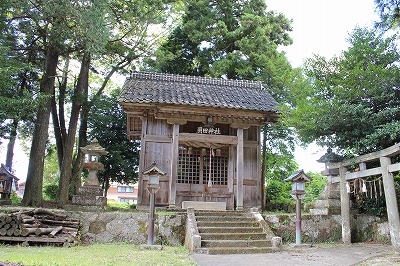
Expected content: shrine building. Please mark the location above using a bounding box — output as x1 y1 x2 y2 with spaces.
118 72 278 210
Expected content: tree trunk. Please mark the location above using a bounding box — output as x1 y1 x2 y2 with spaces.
52 57 69 171
103 174 110 197
71 65 118 195
71 108 88 195
22 46 59 207
5 119 18 171
51 96 63 170
57 52 90 206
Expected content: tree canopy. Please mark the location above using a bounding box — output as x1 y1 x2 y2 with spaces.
375 0 400 30
145 0 293 80
286 27 400 155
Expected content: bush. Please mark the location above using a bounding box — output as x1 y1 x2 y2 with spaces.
43 184 58 200
265 178 294 212
107 201 137 211
10 192 21 205
303 172 327 204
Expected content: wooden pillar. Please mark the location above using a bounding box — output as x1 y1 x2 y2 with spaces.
169 123 179 208
137 116 148 206
339 166 351 244
236 128 244 210
380 156 400 247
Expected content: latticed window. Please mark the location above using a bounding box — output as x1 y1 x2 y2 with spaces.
203 154 228 186
177 147 200 184
127 114 142 140
177 146 228 186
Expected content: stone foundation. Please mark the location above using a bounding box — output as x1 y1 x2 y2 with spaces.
70 211 186 245
265 213 390 244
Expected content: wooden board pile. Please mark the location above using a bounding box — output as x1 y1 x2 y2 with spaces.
0 209 80 246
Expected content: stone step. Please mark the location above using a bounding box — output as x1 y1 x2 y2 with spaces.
201 239 271 248
200 246 276 255
194 211 246 217
200 232 267 240
195 216 254 222
198 226 263 234
196 221 260 227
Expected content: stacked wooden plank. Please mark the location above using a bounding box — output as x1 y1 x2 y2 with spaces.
0 209 80 246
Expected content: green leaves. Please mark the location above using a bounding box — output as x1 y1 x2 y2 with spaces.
287 26 400 154
88 89 140 185
147 0 293 80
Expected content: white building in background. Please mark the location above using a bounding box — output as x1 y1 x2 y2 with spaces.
107 182 138 204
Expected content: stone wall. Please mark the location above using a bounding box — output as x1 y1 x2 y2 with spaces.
264 213 390 244
70 211 186 245
0 208 390 246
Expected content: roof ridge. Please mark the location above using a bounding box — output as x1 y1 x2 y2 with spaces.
129 71 262 89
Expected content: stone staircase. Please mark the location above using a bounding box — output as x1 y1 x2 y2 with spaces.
191 210 279 254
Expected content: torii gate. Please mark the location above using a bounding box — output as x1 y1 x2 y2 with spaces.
327 143 400 247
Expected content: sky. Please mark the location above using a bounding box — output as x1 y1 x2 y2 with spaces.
1 0 380 180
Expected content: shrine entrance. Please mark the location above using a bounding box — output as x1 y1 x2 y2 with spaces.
118 72 278 210
324 143 400 247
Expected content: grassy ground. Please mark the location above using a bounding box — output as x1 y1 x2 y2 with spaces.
0 243 196 266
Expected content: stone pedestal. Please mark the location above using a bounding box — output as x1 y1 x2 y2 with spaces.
69 186 107 211
310 178 341 215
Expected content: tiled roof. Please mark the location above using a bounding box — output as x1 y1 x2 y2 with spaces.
118 72 278 113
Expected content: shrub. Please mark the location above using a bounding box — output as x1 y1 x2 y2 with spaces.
43 184 58 200
265 178 294 212
10 191 21 204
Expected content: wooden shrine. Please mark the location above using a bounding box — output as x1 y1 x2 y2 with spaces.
118 72 278 210
0 164 19 205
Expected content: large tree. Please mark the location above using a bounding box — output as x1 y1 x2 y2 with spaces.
145 0 293 80
3 0 177 206
286 27 400 155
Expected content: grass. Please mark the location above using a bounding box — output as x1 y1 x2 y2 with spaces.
0 243 197 266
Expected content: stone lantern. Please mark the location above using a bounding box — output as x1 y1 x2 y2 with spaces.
285 169 311 245
81 138 108 187
142 162 166 247
309 148 344 216
70 139 108 211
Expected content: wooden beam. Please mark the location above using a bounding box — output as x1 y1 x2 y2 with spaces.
179 133 238 145
236 128 244 210
169 124 179 208
244 141 259 148
137 116 148 206
145 135 171 143
329 143 400 169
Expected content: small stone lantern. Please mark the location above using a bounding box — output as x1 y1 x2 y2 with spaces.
143 162 166 246
285 169 311 245
81 138 108 187
69 139 108 211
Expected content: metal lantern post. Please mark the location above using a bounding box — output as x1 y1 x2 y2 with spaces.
142 162 166 246
285 170 311 245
